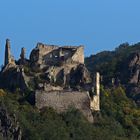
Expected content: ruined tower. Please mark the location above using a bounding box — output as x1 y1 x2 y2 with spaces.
20 47 26 60
4 39 11 66
20 47 26 64
90 72 100 111
4 39 15 66
95 72 100 110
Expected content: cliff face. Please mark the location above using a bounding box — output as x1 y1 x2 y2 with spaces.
127 53 140 105
128 53 140 85
0 65 29 91
0 106 22 140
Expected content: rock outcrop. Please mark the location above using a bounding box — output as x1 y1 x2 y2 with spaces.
0 106 22 140
127 53 140 105
129 53 140 85
0 66 29 91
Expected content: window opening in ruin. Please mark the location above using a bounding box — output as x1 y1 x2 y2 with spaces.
49 53 52 58
54 55 58 58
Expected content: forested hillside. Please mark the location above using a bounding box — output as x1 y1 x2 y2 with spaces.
1 42 140 140
85 42 140 105
1 85 140 140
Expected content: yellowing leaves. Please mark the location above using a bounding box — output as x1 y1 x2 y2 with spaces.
0 89 6 97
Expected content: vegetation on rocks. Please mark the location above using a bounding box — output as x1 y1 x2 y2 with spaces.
1 42 140 139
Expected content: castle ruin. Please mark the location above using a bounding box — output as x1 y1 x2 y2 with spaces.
0 39 100 122
30 43 84 68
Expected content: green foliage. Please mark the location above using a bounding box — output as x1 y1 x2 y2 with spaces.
1 87 140 140
85 42 140 139
85 42 140 85
100 86 140 139
1 42 140 139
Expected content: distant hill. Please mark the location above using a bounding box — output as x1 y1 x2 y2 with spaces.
85 42 140 105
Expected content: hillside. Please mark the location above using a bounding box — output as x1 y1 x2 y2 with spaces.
0 41 140 140
85 42 140 105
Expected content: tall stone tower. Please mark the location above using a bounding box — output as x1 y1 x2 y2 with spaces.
90 72 100 111
20 47 26 60
4 39 11 66
20 47 26 64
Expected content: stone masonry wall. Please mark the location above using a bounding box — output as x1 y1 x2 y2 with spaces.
35 90 93 122
71 46 84 64
37 43 59 57
30 43 85 67
90 72 100 111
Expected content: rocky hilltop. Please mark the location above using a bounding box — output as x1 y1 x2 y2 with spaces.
0 40 140 140
0 39 100 124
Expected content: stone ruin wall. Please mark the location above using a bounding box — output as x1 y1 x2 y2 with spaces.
35 90 94 122
33 43 59 65
30 43 85 67
71 46 84 64
37 43 59 56
90 72 100 111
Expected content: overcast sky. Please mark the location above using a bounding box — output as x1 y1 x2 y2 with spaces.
0 0 140 64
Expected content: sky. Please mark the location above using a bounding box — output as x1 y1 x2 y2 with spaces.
0 0 140 65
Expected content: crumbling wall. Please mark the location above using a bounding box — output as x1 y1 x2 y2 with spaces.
30 43 59 67
30 43 85 68
36 43 59 57
35 90 93 122
71 46 84 64
90 72 100 111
